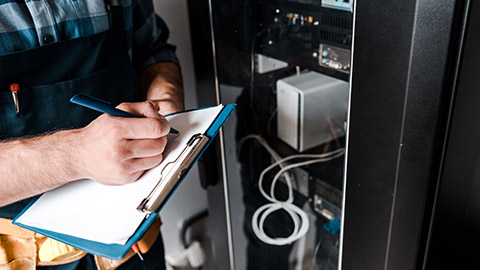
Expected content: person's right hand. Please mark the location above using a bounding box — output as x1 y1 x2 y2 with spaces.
74 101 171 185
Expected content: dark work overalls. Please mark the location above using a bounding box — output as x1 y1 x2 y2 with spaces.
0 2 165 269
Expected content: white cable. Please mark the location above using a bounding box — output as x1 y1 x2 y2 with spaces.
237 134 293 183
251 202 308 246
253 154 344 245
237 134 281 162
259 149 345 203
269 151 345 200
240 134 345 246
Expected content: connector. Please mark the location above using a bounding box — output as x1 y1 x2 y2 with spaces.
165 241 205 268
323 217 340 235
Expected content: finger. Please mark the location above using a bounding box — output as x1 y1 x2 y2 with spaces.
129 171 145 182
125 137 168 158
116 101 160 119
111 116 171 139
128 153 164 173
149 100 182 116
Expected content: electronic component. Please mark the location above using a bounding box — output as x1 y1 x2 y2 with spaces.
284 12 314 27
319 44 351 73
314 12 353 51
276 71 348 152
321 0 353 12
313 178 342 220
255 54 288 74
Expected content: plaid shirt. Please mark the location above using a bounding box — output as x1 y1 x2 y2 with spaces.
0 0 178 73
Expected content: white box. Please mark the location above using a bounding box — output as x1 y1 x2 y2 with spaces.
276 71 348 152
255 54 288 74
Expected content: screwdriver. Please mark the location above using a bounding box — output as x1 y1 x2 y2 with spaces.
131 243 143 261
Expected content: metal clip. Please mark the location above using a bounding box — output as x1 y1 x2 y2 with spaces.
137 133 209 214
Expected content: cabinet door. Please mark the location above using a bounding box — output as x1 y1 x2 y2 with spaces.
191 1 353 269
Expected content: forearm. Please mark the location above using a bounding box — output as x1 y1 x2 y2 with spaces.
0 101 173 207
0 130 83 207
139 62 185 114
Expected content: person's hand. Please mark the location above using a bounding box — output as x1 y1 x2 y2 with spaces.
149 99 183 117
139 62 185 116
75 101 171 185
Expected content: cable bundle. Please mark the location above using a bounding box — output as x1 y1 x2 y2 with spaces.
238 135 345 246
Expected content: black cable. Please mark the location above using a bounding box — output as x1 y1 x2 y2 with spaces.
180 210 209 249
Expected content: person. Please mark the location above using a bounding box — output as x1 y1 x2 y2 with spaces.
0 0 184 269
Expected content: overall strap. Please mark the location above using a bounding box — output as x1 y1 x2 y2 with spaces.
105 0 121 9
105 0 124 30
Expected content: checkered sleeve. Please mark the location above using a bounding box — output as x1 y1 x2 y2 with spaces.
131 0 180 74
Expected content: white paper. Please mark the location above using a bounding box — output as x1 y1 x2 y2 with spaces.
15 105 224 245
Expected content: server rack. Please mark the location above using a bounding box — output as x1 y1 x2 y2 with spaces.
187 0 478 269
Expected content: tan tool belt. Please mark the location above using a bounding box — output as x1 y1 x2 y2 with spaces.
0 217 161 270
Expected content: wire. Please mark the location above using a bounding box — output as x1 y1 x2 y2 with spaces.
326 116 341 148
237 134 293 183
240 134 345 246
180 210 208 249
310 228 326 270
238 134 281 162
330 117 346 133
266 109 277 137
259 149 345 203
252 201 308 246
253 151 344 245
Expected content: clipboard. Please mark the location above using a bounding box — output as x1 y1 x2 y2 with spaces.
137 133 209 215
12 103 236 260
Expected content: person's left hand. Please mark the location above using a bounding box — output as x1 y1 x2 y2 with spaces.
149 99 183 117
140 62 185 116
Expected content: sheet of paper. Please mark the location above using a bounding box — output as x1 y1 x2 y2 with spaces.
15 105 224 245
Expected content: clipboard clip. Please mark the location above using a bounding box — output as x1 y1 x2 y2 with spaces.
137 133 209 215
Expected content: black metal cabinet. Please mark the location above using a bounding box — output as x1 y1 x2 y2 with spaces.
424 1 480 269
187 0 480 269
343 0 466 269
189 1 352 269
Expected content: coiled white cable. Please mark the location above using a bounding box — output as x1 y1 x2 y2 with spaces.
239 135 345 246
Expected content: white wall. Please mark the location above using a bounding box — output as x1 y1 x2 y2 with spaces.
153 0 197 109
152 0 208 256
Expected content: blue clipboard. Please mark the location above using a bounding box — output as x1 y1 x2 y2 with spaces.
12 104 236 260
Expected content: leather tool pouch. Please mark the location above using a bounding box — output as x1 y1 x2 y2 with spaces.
0 217 161 270
0 217 86 270
94 217 162 270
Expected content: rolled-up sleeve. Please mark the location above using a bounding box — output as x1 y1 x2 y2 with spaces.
131 0 180 73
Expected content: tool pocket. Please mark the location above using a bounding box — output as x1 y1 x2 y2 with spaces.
0 258 35 270
0 234 36 270
0 233 85 269
0 64 137 140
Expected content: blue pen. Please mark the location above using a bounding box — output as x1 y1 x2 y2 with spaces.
70 94 179 134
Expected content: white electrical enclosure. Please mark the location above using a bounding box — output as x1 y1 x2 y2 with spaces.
277 71 348 152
